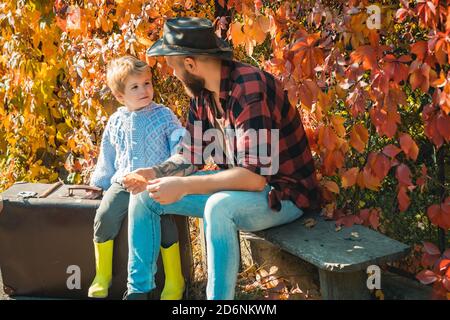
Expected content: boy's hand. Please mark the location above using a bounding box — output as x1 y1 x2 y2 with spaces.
146 177 187 205
134 168 156 180
122 172 149 194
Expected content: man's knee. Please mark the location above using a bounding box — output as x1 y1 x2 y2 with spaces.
129 191 162 218
204 192 234 222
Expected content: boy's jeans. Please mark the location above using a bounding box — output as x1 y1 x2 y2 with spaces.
127 170 303 299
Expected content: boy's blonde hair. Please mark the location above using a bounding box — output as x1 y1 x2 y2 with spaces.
106 56 151 96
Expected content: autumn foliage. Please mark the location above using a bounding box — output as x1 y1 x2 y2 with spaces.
0 0 449 298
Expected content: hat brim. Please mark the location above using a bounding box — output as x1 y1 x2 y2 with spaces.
146 38 233 60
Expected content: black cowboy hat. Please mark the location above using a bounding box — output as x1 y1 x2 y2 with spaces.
146 17 233 60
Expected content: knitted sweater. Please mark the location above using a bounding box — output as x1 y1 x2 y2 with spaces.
90 102 186 190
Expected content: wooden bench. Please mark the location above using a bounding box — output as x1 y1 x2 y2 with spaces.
247 212 410 300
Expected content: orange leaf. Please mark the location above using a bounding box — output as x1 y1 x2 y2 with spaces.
248 15 270 44
362 167 381 191
324 180 340 194
341 167 359 188
399 133 419 161
331 115 346 138
319 126 338 151
350 45 378 70
230 21 246 46
349 123 368 153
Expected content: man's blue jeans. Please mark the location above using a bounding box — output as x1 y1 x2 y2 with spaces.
127 170 303 299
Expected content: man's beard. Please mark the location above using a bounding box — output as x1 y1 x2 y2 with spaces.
180 69 205 98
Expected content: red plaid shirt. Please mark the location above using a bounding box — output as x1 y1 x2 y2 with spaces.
180 60 320 212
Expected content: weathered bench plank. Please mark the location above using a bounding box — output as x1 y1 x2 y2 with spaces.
252 213 410 273
249 213 411 299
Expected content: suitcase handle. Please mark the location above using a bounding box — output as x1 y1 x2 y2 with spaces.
39 181 64 198
67 185 102 197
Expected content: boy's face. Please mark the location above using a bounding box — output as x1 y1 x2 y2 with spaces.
115 71 154 111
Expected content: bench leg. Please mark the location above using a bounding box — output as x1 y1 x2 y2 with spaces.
318 269 371 300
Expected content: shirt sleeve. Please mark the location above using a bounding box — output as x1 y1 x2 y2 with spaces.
234 92 276 177
89 119 116 190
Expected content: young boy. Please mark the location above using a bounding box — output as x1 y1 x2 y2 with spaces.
88 56 186 299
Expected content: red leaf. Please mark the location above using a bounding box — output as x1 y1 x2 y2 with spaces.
443 248 450 259
398 186 410 212
396 164 413 187
416 270 438 285
409 61 431 93
443 276 450 291
336 215 362 228
422 104 444 148
416 164 429 191
427 203 450 230
423 241 441 256
421 252 441 268
382 144 402 159
368 152 391 181
411 41 428 62
359 208 381 230
436 112 450 142
383 54 411 84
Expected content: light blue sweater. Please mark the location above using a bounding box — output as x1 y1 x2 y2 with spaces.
90 102 186 190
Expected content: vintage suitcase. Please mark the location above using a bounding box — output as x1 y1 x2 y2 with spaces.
0 181 193 299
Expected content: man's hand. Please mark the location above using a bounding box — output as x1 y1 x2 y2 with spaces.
122 169 155 194
146 177 187 205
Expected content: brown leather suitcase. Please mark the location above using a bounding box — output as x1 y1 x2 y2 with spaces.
0 182 193 299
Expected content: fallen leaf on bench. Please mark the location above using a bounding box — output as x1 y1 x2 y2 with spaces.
335 225 342 232
303 218 317 228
